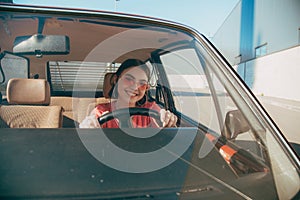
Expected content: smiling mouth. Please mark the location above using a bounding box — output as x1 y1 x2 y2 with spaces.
125 90 138 97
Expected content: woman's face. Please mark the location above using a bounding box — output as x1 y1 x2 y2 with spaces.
116 66 149 107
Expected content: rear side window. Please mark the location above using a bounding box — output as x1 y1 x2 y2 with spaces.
47 61 119 95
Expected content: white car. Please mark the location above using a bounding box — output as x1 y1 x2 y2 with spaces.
0 2 299 199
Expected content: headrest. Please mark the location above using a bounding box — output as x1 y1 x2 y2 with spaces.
7 78 50 105
103 73 115 98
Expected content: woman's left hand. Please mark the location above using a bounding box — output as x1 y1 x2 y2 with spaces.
160 109 178 127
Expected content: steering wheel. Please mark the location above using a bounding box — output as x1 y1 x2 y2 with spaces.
97 107 162 128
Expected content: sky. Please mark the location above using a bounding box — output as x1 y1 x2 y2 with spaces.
14 0 239 37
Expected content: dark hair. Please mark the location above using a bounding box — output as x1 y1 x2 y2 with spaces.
115 59 150 78
109 59 150 105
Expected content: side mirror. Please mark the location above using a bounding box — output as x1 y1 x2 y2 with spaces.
0 51 29 91
222 110 250 140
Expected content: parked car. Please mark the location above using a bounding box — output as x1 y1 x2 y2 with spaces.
0 2 299 199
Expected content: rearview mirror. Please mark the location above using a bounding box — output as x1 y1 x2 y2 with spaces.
13 34 70 56
222 110 250 140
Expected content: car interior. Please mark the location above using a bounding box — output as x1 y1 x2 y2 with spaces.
0 57 122 128
0 4 299 199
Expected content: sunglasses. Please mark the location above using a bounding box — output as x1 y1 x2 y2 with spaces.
120 75 149 90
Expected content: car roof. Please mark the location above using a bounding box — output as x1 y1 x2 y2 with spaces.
0 3 202 64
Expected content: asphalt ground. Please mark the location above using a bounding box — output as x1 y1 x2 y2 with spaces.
257 96 300 156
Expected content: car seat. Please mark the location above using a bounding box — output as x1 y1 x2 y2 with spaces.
0 78 62 128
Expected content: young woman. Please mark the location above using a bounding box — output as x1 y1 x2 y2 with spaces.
79 59 178 128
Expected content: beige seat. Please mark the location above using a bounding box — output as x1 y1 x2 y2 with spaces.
50 96 109 127
49 73 114 127
103 72 115 98
84 72 115 117
0 78 62 128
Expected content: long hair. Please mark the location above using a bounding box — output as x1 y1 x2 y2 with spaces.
108 59 150 105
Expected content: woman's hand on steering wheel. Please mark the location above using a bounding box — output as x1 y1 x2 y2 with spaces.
160 109 178 127
97 107 178 128
79 113 101 128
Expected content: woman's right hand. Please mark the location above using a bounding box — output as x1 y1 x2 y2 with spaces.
79 114 100 128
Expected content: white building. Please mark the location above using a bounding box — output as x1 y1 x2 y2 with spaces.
213 0 300 100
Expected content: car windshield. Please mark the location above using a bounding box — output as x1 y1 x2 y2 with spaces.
0 4 299 200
